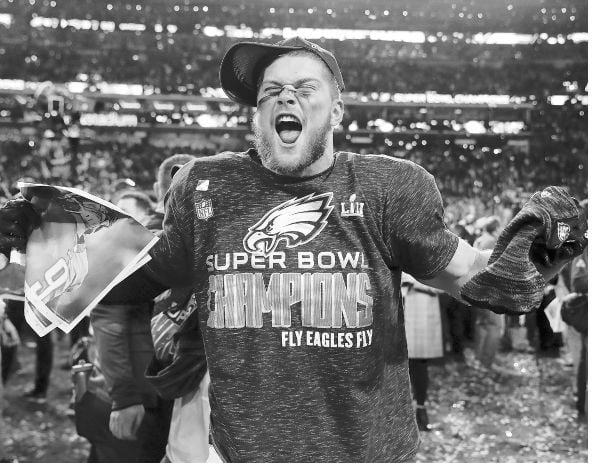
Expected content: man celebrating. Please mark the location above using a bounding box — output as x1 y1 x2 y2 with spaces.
0 37 586 462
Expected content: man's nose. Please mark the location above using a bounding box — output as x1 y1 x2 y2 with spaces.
277 86 297 105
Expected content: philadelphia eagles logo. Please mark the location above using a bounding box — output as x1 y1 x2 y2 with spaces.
243 193 334 257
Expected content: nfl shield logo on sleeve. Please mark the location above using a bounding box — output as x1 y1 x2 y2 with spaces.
195 198 214 220
557 222 570 243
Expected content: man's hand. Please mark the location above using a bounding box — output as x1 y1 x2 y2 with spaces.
0 198 41 258
530 196 587 282
109 404 145 440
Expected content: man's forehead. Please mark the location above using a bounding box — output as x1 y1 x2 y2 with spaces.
260 51 332 82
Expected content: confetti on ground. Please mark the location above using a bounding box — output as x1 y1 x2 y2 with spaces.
415 352 587 463
2 337 587 462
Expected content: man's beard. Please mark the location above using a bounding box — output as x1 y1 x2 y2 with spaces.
252 118 331 176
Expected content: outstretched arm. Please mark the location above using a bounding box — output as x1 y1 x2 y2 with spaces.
101 265 168 304
104 162 199 304
419 239 491 300
421 234 576 305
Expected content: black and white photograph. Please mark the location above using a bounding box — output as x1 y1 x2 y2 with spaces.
0 0 588 463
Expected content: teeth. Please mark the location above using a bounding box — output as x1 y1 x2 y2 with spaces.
276 115 300 124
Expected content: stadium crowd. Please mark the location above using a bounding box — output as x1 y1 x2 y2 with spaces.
0 27 586 97
0 0 587 98
1 0 587 33
0 124 586 223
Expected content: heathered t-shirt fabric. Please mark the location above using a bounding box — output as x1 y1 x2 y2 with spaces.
145 150 459 462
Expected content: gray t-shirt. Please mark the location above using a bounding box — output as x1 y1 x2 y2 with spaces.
146 150 458 462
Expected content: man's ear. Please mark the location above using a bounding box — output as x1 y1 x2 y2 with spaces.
330 98 344 127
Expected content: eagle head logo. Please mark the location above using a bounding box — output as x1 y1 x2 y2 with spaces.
243 193 334 257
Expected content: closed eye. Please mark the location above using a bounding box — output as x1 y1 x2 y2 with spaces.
259 82 319 100
262 86 282 96
296 84 316 93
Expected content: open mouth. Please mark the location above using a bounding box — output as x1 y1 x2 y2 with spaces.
275 114 302 144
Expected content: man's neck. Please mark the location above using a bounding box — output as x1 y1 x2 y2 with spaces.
297 151 335 177
263 146 336 178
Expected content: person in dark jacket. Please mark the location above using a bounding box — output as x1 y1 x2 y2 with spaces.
79 191 164 462
91 157 197 461
568 245 587 421
90 301 165 460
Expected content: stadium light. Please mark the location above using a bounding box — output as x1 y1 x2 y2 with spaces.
153 102 175 111
203 26 224 37
0 13 13 26
119 23 146 32
567 33 588 43
464 121 487 134
119 100 141 110
66 82 88 93
548 95 569 106
0 79 25 91
80 113 138 127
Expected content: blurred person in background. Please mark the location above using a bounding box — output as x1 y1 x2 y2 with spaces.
72 323 143 462
466 216 520 375
86 189 168 462
402 273 444 432
59 317 90 371
442 223 475 361
0 298 8 461
112 190 153 226
568 244 587 422
525 275 564 355
0 297 19 461
147 154 197 230
1 299 25 383
561 199 588 422
140 153 214 462
473 216 500 251
0 249 55 403
72 186 173 462
22 328 54 403
90 163 198 461
65 111 81 185
147 292 212 463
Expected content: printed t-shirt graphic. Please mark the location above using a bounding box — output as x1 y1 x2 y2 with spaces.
207 191 374 345
242 192 333 257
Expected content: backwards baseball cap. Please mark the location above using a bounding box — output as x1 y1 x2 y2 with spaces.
219 36 345 107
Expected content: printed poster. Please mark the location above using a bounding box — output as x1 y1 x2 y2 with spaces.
17 182 159 336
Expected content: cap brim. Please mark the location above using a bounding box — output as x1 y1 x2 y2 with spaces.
220 42 303 107
170 164 184 178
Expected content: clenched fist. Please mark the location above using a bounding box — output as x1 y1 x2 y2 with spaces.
0 198 41 258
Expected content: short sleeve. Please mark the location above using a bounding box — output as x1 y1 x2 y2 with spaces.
386 161 458 279
144 162 195 288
